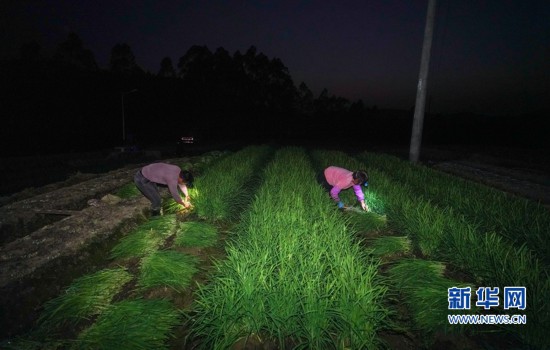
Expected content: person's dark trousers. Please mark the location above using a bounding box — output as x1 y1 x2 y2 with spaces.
134 170 162 212
316 171 332 192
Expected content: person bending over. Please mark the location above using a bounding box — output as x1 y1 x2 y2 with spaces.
318 166 369 211
134 162 194 216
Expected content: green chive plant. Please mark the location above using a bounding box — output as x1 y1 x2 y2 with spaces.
113 182 140 199
109 215 177 260
76 298 181 350
349 151 549 348
189 147 388 349
367 236 412 259
174 221 218 248
192 145 273 221
137 250 198 293
38 268 133 329
359 152 550 268
387 259 476 346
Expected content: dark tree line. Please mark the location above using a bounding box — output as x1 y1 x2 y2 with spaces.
2 32 383 156
5 32 541 157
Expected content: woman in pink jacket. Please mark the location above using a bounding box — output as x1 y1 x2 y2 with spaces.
318 166 369 211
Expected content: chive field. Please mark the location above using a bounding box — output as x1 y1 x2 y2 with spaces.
3 146 548 350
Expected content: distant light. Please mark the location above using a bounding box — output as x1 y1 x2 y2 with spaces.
180 136 194 144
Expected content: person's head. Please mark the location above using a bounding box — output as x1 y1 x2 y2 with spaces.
179 170 194 187
352 170 369 186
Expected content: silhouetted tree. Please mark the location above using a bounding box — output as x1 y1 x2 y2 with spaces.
237 46 296 112
110 43 143 75
54 32 97 70
264 57 296 112
349 99 366 116
298 83 314 112
212 47 233 74
175 44 303 139
158 57 176 78
211 47 241 108
177 45 213 82
315 88 349 115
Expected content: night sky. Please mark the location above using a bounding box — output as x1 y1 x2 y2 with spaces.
2 0 549 116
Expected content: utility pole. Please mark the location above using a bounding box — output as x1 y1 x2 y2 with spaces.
409 0 436 163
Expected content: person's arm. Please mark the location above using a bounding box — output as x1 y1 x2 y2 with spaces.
168 182 186 206
179 183 191 206
330 186 347 208
353 184 369 211
179 183 189 199
329 186 341 202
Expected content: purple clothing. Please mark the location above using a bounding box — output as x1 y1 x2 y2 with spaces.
324 166 364 202
141 163 188 204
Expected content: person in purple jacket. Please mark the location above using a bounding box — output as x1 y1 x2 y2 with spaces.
134 162 194 216
317 166 369 211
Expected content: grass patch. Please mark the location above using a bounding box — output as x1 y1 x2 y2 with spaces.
38 268 133 329
113 182 140 199
189 147 388 349
367 236 412 258
344 210 387 233
110 215 176 259
174 221 218 248
76 298 181 350
138 214 178 232
387 259 475 345
137 250 199 293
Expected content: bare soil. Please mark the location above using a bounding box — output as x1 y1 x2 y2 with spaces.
0 157 188 340
376 145 550 208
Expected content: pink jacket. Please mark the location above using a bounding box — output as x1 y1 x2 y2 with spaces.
141 163 188 205
324 166 364 202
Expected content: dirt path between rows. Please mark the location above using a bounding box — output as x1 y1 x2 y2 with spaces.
0 158 189 338
378 145 550 208
432 160 550 208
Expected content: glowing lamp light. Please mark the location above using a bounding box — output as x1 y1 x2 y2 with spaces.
180 136 194 144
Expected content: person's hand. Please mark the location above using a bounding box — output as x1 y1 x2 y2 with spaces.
361 201 369 212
